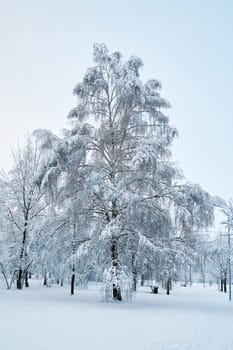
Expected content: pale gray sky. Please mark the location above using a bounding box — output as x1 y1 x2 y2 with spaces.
0 0 233 202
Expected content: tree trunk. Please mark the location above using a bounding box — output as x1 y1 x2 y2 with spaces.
111 239 122 301
17 268 23 289
220 274 224 292
71 224 76 295
132 253 137 292
141 274 145 286
17 220 28 290
71 266 75 295
224 272 227 293
166 278 171 295
25 271 29 287
132 270 137 292
43 269 47 286
110 198 122 301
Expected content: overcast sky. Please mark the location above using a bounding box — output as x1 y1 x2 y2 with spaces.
0 0 233 203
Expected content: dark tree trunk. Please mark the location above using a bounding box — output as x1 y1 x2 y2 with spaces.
71 266 75 295
141 274 145 286
166 279 171 295
111 239 122 301
113 284 122 300
71 224 76 296
132 272 137 292
220 275 224 292
43 270 47 286
60 278 63 287
17 219 28 290
25 271 29 287
224 272 227 293
17 268 23 289
132 253 137 292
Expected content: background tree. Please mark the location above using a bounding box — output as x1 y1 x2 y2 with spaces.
0 137 47 289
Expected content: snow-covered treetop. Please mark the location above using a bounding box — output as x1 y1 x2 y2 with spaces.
69 42 171 129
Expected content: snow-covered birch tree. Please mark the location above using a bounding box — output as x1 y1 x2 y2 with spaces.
34 43 215 301
66 43 214 300
0 137 47 289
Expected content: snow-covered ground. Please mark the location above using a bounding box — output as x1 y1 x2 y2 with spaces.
0 281 232 350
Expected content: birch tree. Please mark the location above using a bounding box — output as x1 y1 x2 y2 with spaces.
1 137 46 289
35 43 215 301
67 43 214 300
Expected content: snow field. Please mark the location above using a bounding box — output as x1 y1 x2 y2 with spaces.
0 281 232 350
